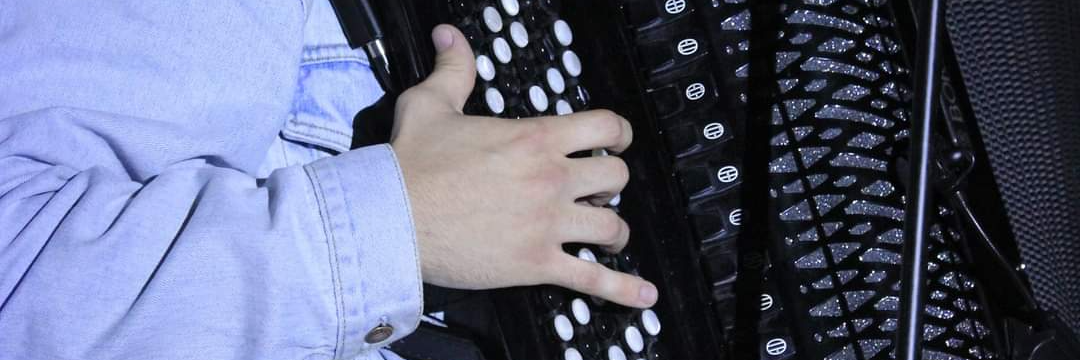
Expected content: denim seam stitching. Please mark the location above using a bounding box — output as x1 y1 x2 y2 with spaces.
304 165 347 359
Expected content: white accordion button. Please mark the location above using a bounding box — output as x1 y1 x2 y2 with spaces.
553 19 573 46
564 348 584 360
553 314 574 341
484 87 505 114
476 55 496 81
500 0 520 16
492 37 512 64
509 21 529 48
555 99 574 115
528 85 549 112
577 248 597 262
570 298 591 325
546 67 566 94
482 7 503 33
641 309 661 336
624 326 645 353
561 50 582 77
607 345 628 360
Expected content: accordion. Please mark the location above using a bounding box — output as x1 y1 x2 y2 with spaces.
345 0 1080 360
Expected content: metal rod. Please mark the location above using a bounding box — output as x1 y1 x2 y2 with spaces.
898 0 945 359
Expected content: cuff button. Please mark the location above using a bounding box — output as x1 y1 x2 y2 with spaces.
364 324 394 344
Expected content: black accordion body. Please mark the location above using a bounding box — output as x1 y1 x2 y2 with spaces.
348 1 1080 360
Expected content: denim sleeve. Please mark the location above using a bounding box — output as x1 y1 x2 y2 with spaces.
0 1 421 359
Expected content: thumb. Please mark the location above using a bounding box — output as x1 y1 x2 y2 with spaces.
417 24 477 113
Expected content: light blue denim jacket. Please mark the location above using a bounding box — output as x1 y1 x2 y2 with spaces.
0 1 420 359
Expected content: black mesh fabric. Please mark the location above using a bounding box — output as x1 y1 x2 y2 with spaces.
946 0 1080 332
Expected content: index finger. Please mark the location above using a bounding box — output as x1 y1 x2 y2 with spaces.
540 109 634 155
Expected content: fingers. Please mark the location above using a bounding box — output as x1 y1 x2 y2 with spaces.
413 24 477 113
565 155 629 200
549 254 658 308
559 205 629 253
541 110 633 154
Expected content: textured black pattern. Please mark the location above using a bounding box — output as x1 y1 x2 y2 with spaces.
764 1 995 359
946 0 1080 333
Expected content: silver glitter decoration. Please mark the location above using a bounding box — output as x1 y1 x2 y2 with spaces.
859 339 891 359
861 179 895 196
877 228 903 244
871 99 888 109
924 325 948 341
806 79 828 92
848 222 872 235
880 81 901 100
807 173 829 188
832 84 871 101
823 221 843 236
795 248 827 268
856 51 873 62
801 57 879 81
788 10 865 34
770 152 798 173
772 105 784 125
844 290 875 311
817 37 856 53
864 270 887 283
880 318 898 332
955 320 974 337
861 247 902 264
819 127 843 139
779 79 800 93
777 51 802 72
785 99 816 119
800 146 831 167
874 295 900 311
831 152 889 171
834 175 857 187
781 199 813 221
829 242 860 262
851 318 873 333
865 34 886 52
810 295 843 317
825 345 857 360
793 125 815 140
827 323 849 338
848 132 886 149
837 269 858 284
771 132 791 146
735 64 749 78
814 194 845 214
946 338 965 349
799 228 819 242
927 305 956 320
813 275 835 289
938 271 961 290
784 179 805 194
803 0 838 5
847 200 904 220
721 10 751 31
931 290 948 300
791 32 813 44
816 104 894 128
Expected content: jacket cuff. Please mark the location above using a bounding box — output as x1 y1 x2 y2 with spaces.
304 144 422 359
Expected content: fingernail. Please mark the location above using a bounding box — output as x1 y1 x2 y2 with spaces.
638 283 658 306
432 26 454 52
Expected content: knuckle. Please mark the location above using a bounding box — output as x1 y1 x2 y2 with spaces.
597 212 624 243
569 266 602 293
590 110 624 143
608 158 630 186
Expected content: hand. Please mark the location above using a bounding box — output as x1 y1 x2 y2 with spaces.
390 25 657 308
